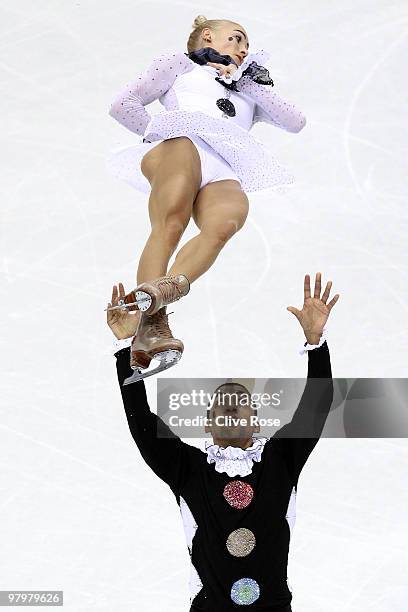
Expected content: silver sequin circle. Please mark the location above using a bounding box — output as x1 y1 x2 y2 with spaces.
226 528 256 557
230 578 260 605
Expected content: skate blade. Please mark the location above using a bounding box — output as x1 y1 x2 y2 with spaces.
123 350 182 385
104 291 152 312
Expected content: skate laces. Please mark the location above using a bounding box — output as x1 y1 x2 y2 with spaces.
149 309 173 338
155 277 182 303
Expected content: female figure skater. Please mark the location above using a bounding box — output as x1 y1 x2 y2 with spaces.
106 15 306 383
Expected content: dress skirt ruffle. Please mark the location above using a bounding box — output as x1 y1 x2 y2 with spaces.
105 110 295 194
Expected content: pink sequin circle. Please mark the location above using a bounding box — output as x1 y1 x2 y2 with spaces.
223 480 254 509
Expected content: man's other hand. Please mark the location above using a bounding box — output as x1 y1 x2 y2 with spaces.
287 273 339 345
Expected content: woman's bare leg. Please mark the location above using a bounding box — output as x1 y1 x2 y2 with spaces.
136 137 202 284
167 180 249 283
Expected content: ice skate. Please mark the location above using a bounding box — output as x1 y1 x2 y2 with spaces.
105 274 190 317
123 306 184 385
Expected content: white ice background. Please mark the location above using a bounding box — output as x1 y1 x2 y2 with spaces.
0 0 407 610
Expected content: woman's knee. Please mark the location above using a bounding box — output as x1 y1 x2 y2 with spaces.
201 196 249 246
151 216 187 249
201 218 241 246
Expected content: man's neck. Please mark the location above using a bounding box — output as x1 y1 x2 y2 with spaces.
212 436 254 450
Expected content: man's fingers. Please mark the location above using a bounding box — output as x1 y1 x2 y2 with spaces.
287 306 301 320
111 285 118 305
321 281 332 304
304 274 311 300
327 294 340 310
314 272 322 299
118 282 125 299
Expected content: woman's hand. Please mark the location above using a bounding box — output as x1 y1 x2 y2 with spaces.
206 62 239 79
287 273 339 345
106 283 140 340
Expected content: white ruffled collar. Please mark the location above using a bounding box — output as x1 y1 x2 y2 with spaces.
204 435 269 477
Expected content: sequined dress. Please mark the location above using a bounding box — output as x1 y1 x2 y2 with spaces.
106 49 306 194
114 341 332 610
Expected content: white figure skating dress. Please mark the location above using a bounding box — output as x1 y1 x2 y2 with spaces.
106 49 306 194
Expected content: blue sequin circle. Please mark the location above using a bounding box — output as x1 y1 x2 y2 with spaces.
230 577 260 605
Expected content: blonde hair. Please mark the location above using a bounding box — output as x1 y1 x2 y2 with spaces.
187 14 242 53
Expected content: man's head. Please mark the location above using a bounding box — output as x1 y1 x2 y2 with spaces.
187 15 250 66
205 382 260 448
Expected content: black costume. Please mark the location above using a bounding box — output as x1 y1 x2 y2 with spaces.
114 341 332 611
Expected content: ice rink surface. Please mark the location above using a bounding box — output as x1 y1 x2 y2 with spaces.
0 0 407 610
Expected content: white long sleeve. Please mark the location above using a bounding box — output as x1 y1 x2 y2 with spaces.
237 76 306 133
216 49 306 133
108 51 194 135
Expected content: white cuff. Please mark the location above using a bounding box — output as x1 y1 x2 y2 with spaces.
112 336 132 356
299 326 327 356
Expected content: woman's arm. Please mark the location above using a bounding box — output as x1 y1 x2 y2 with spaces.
237 75 306 133
115 346 191 493
108 51 194 135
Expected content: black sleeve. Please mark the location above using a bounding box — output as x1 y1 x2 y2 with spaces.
115 346 192 493
273 340 333 490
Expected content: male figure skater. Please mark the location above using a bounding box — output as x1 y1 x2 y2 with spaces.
107 273 339 611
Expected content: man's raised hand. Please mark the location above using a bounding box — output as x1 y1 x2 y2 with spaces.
106 283 140 340
287 273 339 345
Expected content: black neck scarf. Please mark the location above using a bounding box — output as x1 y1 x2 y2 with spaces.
185 47 238 68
